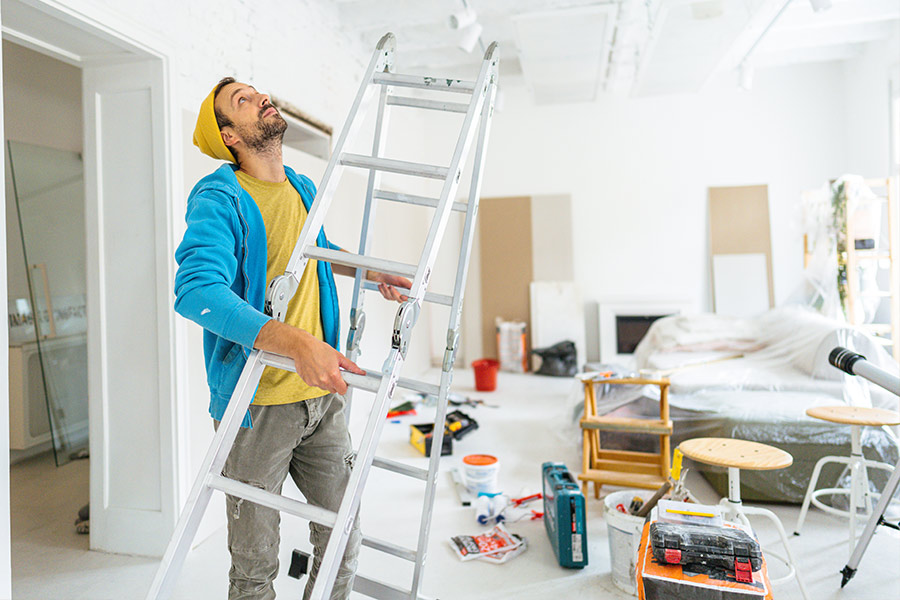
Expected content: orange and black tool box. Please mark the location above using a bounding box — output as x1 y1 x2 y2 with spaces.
636 519 773 600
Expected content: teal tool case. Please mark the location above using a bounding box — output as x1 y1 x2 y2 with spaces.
542 461 588 568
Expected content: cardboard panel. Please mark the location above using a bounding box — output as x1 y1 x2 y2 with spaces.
479 197 533 358
708 185 774 312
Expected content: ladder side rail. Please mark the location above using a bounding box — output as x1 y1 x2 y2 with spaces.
446 65 498 340
405 44 497 305
309 350 406 599
409 63 499 600
147 353 267 600
348 82 391 360
280 36 394 288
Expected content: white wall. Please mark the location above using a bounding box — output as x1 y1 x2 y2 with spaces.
3 41 83 300
414 60 853 361
843 34 900 177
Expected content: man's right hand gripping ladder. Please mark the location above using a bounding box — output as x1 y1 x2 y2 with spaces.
147 33 499 600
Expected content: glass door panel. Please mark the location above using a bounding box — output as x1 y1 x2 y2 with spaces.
7 140 88 466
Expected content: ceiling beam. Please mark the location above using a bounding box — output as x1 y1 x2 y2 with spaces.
752 42 865 67
337 0 618 33
777 0 900 30
710 0 792 74
760 19 898 53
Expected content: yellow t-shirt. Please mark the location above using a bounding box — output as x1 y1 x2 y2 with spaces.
235 170 328 404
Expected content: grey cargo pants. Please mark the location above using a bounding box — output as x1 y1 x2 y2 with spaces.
215 393 361 600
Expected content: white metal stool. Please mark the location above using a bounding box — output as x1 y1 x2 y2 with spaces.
680 437 809 600
794 406 899 558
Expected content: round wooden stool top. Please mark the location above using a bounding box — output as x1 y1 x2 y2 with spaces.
806 405 900 427
679 438 793 471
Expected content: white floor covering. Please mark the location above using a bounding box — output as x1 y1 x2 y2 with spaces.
11 368 900 599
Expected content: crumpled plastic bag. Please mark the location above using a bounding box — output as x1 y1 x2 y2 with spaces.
532 340 578 377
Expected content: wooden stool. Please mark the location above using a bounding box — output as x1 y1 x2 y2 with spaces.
679 438 809 600
794 406 900 557
578 376 672 498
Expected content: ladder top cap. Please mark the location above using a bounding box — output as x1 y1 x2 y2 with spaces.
377 32 396 52
483 41 499 61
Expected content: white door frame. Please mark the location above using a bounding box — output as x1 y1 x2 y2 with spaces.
1 0 185 559
0 6 10 596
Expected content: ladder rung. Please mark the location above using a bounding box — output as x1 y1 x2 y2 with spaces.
373 72 476 94
360 535 418 562
371 455 429 481
386 95 469 114
304 247 418 278
374 189 467 213
353 574 434 600
258 355 435 397
207 474 336 527
341 153 448 180
361 280 453 306
345 370 441 397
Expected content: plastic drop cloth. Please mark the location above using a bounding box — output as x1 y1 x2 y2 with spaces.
563 307 899 503
795 176 889 324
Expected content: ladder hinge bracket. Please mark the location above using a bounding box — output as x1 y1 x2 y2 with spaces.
265 274 299 322
391 301 420 359
347 309 366 354
443 329 460 372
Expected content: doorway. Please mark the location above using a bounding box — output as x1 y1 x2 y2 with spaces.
2 0 180 582
4 40 91 583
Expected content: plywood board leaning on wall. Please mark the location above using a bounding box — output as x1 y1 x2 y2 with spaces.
708 185 774 316
479 197 533 358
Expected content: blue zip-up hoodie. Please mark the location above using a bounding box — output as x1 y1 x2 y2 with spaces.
174 164 341 427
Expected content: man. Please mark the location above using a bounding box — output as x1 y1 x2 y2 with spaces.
174 77 411 600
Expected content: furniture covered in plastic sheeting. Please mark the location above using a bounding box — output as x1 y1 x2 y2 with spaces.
573 307 900 503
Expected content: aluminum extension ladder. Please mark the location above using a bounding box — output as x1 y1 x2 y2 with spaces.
148 33 499 600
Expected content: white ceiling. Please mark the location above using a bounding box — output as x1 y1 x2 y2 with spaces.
332 0 900 102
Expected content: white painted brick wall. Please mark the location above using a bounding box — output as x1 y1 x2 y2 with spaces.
88 0 369 130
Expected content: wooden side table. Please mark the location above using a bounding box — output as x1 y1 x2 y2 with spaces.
679 437 809 600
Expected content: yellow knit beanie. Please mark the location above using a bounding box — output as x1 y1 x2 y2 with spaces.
193 85 236 162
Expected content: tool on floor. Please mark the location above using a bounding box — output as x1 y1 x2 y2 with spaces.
448 396 498 409
828 347 900 588
542 462 588 569
147 33 499 600
475 493 508 525
409 410 479 457
386 400 417 418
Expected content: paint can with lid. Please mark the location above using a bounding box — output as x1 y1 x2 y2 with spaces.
463 454 500 495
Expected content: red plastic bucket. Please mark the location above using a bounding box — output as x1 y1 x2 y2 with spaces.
471 359 500 391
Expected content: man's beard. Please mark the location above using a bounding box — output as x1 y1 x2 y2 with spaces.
236 108 287 155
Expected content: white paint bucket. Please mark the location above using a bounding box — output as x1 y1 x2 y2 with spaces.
604 489 652 596
462 454 500 495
